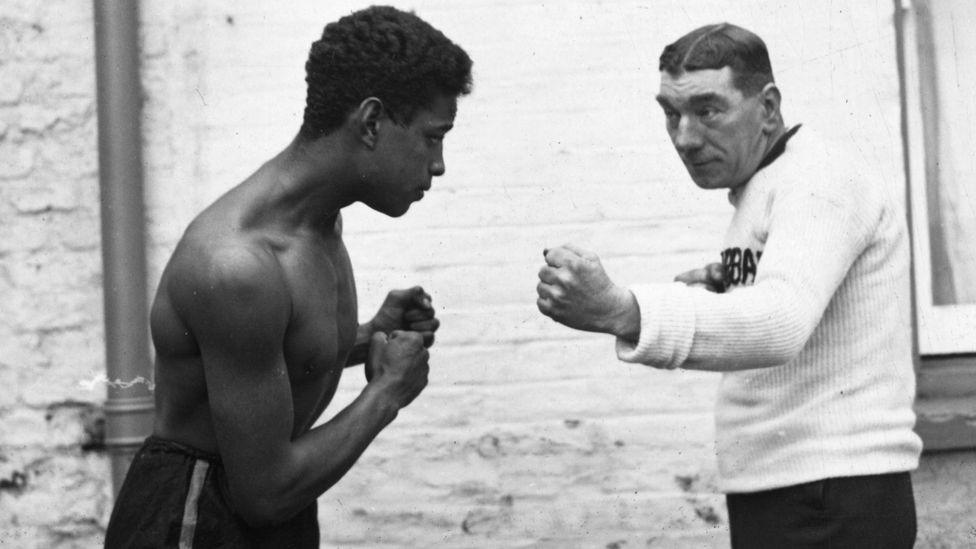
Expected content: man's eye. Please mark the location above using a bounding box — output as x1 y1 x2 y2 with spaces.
427 135 444 144
699 107 719 119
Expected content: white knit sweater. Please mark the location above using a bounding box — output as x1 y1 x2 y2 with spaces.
616 128 922 492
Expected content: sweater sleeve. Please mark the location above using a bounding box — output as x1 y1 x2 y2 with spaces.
616 183 879 371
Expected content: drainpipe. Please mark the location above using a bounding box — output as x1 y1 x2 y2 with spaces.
93 0 155 495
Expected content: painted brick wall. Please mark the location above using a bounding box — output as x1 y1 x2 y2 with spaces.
0 1 112 547
2 1 974 547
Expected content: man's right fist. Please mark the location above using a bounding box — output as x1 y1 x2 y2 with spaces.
365 330 429 408
674 262 726 293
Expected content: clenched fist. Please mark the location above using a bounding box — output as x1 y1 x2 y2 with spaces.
536 244 640 340
365 330 430 409
369 286 440 347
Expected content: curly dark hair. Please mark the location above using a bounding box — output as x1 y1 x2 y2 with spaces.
659 23 773 96
300 5 473 139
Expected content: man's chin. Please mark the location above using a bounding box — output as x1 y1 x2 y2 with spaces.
687 171 729 190
364 200 411 218
687 172 714 189
388 202 413 218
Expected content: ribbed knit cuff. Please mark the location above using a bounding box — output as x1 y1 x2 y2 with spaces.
615 282 697 369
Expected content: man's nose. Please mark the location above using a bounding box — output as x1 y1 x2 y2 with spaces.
430 156 445 177
673 117 704 154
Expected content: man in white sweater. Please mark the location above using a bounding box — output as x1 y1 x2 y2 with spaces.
536 23 921 548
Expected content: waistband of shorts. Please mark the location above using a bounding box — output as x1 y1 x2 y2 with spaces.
141 435 222 464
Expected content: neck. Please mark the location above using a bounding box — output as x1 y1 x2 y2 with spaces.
731 121 790 192
240 133 359 235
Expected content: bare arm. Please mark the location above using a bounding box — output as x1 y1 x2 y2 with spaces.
345 320 378 367
177 247 427 527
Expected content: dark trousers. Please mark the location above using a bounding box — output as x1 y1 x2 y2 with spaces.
726 472 916 549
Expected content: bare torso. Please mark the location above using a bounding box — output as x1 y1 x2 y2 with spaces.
150 190 358 454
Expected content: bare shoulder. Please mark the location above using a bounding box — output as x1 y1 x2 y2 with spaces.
166 231 292 345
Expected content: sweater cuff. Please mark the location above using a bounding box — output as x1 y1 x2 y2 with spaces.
615 282 697 369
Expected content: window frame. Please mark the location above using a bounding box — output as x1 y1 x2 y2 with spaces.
896 0 976 451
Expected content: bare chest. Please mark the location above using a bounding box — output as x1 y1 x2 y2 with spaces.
278 237 358 425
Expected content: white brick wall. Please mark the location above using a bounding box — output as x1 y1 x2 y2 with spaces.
0 1 112 547
2 1 975 547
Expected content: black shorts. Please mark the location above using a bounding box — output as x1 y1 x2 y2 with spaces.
105 436 318 548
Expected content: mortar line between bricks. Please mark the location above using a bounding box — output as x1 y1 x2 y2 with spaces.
358 248 716 272
347 212 730 235
345 408 714 426
433 340 615 355
427 374 702 390
435 336 604 347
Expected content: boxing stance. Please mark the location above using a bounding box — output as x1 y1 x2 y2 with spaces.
106 7 472 547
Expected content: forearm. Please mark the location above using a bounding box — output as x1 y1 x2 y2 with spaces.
345 321 376 366
617 278 820 372
231 384 398 525
680 281 816 370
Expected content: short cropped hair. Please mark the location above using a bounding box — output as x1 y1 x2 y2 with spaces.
300 6 473 139
659 23 773 96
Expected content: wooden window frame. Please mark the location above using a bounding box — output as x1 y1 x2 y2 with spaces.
896 0 976 451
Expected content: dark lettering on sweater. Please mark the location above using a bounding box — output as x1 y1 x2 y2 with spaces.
722 247 762 287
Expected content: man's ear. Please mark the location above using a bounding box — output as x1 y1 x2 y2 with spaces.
354 97 384 149
758 83 782 134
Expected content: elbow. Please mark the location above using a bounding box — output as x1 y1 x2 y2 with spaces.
707 317 812 371
752 319 812 368
227 483 302 529
696 340 803 371
779 313 817 362
761 284 823 366
763 343 805 368
233 496 285 529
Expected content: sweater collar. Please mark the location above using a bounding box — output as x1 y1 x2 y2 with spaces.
756 124 802 173
728 124 802 205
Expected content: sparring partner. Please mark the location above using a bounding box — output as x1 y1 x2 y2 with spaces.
105 7 472 547
536 23 920 549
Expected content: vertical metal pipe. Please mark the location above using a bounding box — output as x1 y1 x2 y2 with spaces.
893 0 918 366
93 0 155 496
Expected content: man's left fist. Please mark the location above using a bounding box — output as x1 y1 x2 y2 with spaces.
371 286 439 347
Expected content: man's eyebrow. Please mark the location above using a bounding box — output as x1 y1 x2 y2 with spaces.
655 93 728 109
687 93 728 106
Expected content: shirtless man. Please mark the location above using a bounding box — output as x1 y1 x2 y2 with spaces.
105 7 472 547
